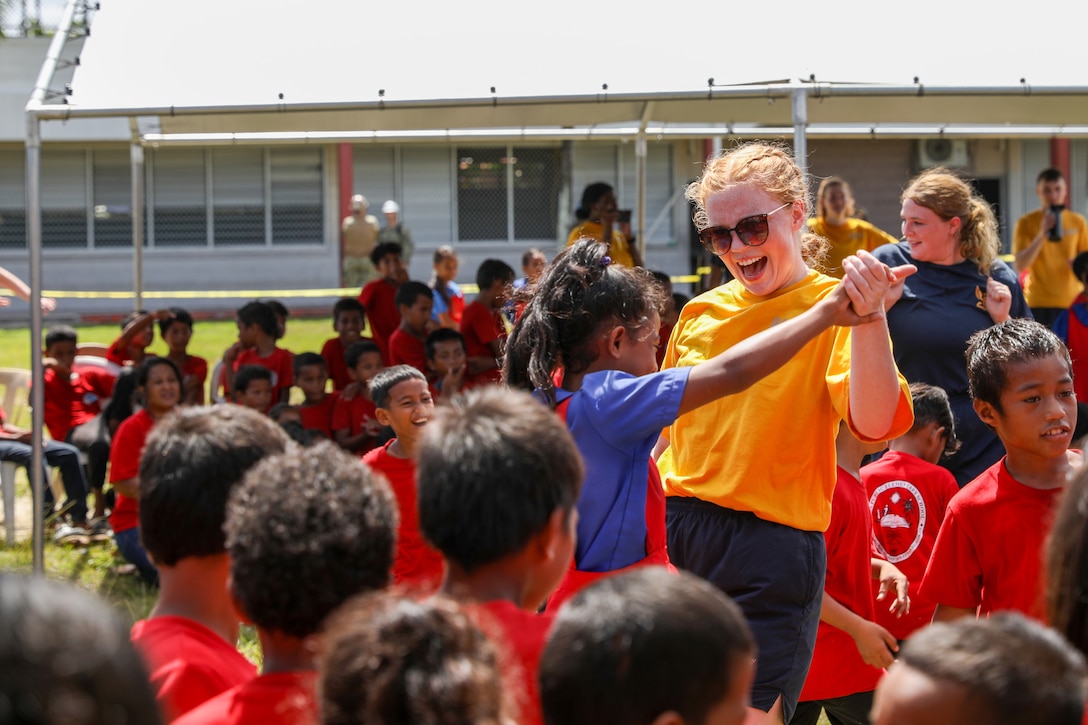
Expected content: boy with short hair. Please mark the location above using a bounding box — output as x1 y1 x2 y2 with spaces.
540 567 757 725
41 324 115 524
107 308 172 367
293 352 338 439
388 280 435 375
361 365 443 590
159 307 208 405
358 242 406 362
321 297 367 391
425 327 469 399
232 365 274 414
222 300 294 404
921 318 1081 622
418 386 584 725
331 340 384 454
869 613 1087 725
131 405 288 721
863 382 961 641
173 441 397 725
460 258 515 384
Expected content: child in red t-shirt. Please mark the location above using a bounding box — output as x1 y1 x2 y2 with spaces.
174 441 396 725
794 424 910 725
361 366 443 592
159 307 208 406
358 242 406 363
461 258 515 385
922 319 1082 623
321 298 367 391
332 341 384 454
863 382 961 641
130 405 288 722
231 366 274 415
221 300 294 405
387 280 435 376
417 386 584 725
106 309 171 367
431 245 465 329
425 328 470 400
293 352 338 440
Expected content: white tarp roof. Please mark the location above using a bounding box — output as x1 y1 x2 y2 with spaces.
47 0 1088 138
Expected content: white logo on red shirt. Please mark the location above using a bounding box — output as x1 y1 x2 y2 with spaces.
869 479 926 564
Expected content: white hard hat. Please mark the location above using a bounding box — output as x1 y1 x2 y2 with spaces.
382 200 400 214
351 194 367 210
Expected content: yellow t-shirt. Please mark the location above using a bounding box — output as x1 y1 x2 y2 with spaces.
1013 208 1088 309
567 221 635 267
807 217 898 278
658 269 913 532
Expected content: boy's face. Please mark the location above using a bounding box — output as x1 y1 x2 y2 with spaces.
427 339 466 377
489 278 515 308
350 352 384 384
377 253 405 282
236 319 259 347
1038 178 1067 208
162 321 192 354
701 655 755 725
296 364 328 403
45 339 77 371
973 354 1076 463
235 379 273 413
335 310 365 345
134 326 154 349
870 662 982 725
375 378 434 443
400 294 434 335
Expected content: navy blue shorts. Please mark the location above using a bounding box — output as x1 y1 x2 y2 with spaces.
666 498 825 723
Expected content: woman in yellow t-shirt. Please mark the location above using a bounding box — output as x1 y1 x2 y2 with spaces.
807 176 898 278
566 182 642 267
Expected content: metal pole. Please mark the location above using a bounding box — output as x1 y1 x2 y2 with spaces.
25 116 44 575
131 141 144 309
792 86 809 181
636 136 647 264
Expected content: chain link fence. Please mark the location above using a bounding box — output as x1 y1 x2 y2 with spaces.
0 0 96 38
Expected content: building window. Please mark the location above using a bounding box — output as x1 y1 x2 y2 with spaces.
457 145 560 242
151 148 208 247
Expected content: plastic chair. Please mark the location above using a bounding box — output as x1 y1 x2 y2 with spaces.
209 359 228 404
0 368 31 545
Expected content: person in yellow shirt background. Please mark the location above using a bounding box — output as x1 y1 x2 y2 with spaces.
806 176 898 278
567 182 643 267
1014 167 1088 327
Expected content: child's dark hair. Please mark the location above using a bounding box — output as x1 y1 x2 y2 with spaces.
425 328 466 361
672 291 690 311
266 299 289 321
395 280 433 309
293 351 327 377
0 573 162 725
370 241 403 267
158 306 193 337
369 365 427 410
504 238 664 406
44 324 77 348
320 592 508 725
136 355 182 390
966 318 1072 412
540 568 756 725
417 386 583 573
521 247 543 268
138 406 288 567
475 259 515 290
233 364 273 395
237 300 279 338
333 297 365 324
897 612 1086 725
650 270 672 292
269 402 299 423
433 244 457 264
575 182 612 221
121 309 147 330
346 340 382 370
226 441 397 639
908 382 961 457
1074 252 1088 286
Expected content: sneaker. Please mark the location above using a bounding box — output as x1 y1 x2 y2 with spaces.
53 524 90 547
87 518 113 543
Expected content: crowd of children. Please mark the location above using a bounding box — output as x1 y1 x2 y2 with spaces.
16 140 1088 725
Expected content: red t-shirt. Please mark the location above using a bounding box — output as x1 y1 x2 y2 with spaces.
863 450 959 639
362 442 443 592
800 467 884 701
106 336 147 367
321 337 353 391
130 616 257 722
460 300 504 385
233 347 294 403
470 600 554 725
298 392 339 440
388 327 429 376
172 670 317 725
920 456 1064 621
178 355 209 405
331 393 379 454
359 278 400 362
108 408 156 534
41 366 115 441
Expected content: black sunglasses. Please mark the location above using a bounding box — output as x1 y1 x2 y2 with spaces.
698 202 792 255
